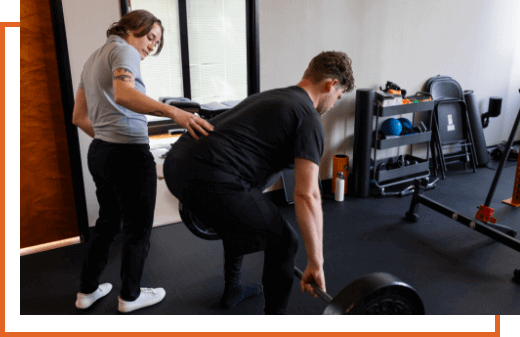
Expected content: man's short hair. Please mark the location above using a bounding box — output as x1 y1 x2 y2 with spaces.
303 51 354 92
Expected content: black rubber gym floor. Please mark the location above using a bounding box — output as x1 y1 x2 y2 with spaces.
20 161 520 315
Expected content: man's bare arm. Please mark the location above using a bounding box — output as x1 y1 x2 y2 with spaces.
293 157 325 297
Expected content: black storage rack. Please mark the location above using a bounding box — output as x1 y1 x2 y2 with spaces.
371 99 437 196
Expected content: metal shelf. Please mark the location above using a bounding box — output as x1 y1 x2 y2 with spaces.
376 100 434 117
371 98 434 196
375 131 432 150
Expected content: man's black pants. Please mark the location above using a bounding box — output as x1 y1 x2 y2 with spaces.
80 139 157 301
178 161 299 314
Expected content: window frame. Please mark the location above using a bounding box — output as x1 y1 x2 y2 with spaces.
122 0 259 135
121 0 259 102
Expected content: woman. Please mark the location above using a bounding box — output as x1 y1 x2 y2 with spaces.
72 10 213 313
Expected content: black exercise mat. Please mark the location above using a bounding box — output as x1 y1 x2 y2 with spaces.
20 164 520 315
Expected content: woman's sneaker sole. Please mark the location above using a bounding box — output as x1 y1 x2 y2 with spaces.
118 287 166 313
76 283 113 309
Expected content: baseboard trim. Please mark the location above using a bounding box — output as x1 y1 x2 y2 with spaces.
20 236 81 256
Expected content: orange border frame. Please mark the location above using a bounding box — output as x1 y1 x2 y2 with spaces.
0 330 500 337
5 20 502 335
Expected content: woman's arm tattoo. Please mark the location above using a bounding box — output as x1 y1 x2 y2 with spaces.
113 68 165 117
113 68 135 86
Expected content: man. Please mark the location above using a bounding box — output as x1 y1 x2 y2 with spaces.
164 51 354 314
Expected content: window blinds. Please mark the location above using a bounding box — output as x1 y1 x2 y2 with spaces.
131 0 184 122
129 0 248 121
186 0 247 104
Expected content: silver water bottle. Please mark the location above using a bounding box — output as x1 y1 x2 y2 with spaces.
334 171 345 202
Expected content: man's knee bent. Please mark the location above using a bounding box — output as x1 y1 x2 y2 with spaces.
267 222 299 258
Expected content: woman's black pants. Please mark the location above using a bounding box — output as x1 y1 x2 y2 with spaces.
79 139 157 301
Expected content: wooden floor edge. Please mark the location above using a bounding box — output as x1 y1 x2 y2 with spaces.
20 236 82 256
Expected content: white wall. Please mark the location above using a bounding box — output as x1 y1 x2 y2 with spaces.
62 0 520 226
259 0 520 179
62 0 121 228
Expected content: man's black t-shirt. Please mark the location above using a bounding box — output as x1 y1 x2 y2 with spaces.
165 86 324 192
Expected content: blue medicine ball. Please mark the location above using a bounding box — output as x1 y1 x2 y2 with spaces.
381 118 402 136
398 118 413 134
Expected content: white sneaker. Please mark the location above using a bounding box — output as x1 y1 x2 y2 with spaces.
75 283 113 309
118 287 166 313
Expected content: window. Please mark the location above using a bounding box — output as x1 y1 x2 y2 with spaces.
129 0 184 104
122 0 258 129
186 0 247 104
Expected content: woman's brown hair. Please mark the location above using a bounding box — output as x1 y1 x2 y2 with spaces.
107 9 165 56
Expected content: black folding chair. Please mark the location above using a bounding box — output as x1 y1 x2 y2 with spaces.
433 100 477 175
425 76 478 179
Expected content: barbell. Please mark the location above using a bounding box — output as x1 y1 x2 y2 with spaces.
293 266 424 314
178 202 425 315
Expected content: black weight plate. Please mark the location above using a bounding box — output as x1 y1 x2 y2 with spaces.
323 272 425 315
178 202 220 241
